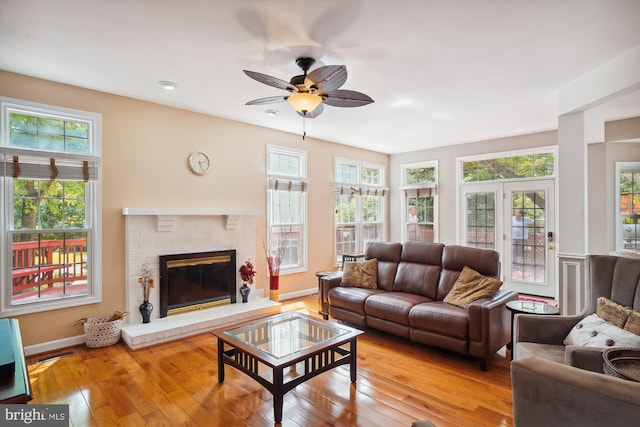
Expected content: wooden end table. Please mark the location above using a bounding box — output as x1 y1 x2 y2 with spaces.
506 300 559 360
213 312 363 423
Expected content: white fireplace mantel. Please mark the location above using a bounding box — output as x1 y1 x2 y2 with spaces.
122 208 263 231
122 207 263 216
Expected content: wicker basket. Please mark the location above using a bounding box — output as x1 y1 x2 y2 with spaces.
602 348 640 382
82 315 123 348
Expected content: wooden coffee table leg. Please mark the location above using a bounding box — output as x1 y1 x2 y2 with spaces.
217 338 225 382
350 338 357 383
273 367 284 423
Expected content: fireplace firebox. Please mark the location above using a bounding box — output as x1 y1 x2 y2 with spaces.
159 250 236 317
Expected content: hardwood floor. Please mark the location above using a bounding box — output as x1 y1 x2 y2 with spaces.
26 296 514 426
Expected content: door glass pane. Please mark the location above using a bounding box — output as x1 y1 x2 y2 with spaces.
511 192 546 283
465 192 495 249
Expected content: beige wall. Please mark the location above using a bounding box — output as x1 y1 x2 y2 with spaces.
0 71 389 347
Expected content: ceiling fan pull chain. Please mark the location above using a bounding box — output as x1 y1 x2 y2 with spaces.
302 117 306 140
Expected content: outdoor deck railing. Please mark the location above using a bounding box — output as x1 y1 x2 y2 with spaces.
12 238 87 293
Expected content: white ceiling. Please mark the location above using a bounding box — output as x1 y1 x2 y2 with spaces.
1 0 639 154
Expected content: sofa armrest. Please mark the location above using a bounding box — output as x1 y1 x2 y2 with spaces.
565 345 606 373
319 273 343 318
511 356 640 427
467 289 518 344
514 313 582 345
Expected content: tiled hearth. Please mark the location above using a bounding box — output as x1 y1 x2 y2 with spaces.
121 208 279 349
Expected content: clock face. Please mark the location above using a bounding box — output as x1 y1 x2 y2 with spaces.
188 152 211 175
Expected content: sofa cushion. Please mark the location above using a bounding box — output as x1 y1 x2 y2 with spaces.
328 287 381 315
408 301 469 340
365 292 431 325
597 296 631 328
443 266 503 309
438 245 501 300
341 258 378 289
563 313 640 348
364 242 401 291
392 241 443 298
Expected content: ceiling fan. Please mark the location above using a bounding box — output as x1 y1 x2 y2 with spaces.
243 57 374 119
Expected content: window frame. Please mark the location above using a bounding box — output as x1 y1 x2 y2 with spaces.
333 158 386 266
0 97 102 316
399 160 438 243
615 161 640 254
266 145 308 274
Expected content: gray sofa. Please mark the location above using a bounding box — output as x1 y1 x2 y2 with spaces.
514 254 640 372
319 241 518 370
511 356 640 427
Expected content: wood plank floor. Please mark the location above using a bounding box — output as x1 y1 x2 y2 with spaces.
26 295 514 426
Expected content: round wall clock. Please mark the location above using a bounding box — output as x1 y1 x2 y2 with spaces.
187 151 211 175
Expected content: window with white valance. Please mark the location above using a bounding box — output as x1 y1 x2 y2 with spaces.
266 146 307 273
0 97 102 316
334 159 386 266
401 161 438 243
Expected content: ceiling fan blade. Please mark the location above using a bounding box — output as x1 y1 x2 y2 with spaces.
243 70 296 91
305 65 347 92
297 103 324 118
322 90 374 107
245 96 288 105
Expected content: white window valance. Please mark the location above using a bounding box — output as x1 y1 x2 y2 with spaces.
399 183 437 198
267 176 308 192
1 152 99 181
334 184 388 197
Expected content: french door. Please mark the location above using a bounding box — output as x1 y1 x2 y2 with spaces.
461 180 556 297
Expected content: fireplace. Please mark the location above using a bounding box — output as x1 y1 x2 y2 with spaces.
159 250 236 317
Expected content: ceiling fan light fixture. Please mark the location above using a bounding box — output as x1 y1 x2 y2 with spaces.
287 93 322 115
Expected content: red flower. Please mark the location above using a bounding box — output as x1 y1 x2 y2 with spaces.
239 260 256 284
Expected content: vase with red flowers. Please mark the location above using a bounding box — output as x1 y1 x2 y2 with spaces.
238 260 255 303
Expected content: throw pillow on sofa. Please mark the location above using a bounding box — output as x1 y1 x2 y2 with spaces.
443 266 502 309
597 296 632 328
563 313 640 348
341 258 378 289
624 311 640 335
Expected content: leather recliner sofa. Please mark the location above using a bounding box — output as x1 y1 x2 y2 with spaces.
319 241 518 370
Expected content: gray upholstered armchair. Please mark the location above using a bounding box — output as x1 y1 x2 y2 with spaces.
513 254 640 372
511 356 640 427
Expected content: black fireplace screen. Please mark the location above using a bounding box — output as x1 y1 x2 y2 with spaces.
159 250 236 317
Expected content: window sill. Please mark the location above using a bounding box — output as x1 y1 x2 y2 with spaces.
1 294 101 316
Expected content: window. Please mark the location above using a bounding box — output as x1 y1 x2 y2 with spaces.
400 161 437 242
462 152 554 182
334 159 386 265
616 162 640 253
1 98 101 315
266 145 307 273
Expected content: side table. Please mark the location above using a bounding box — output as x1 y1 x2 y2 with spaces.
506 300 559 360
316 270 341 319
342 253 365 269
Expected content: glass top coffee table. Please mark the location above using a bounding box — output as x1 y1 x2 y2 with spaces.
212 312 363 423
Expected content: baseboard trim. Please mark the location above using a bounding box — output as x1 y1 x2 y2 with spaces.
278 287 316 301
24 334 85 357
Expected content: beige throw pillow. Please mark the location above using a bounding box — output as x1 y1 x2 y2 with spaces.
597 297 631 328
443 266 502 309
623 311 640 336
341 258 378 289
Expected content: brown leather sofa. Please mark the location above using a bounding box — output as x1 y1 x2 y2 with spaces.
319 241 518 370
